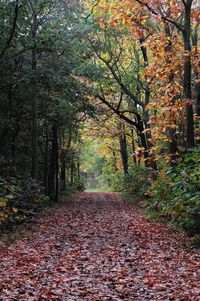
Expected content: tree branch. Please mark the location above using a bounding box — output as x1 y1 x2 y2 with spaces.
95 51 145 108
135 0 184 33
85 0 101 20
181 0 186 7
96 94 140 129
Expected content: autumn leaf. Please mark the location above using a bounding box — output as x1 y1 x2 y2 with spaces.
0 199 7 207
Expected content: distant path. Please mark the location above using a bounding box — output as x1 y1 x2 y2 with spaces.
0 192 200 300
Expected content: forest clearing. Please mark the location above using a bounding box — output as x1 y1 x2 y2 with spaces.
0 0 200 300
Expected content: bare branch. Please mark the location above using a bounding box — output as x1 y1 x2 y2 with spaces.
85 0 101 20
96 94 140 130
117 92 123 110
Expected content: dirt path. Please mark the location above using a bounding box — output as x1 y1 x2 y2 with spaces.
0 192 200 300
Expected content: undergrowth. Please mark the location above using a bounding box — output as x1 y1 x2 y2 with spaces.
121 147 200 237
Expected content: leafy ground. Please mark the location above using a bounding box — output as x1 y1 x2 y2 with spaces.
0 192 200 301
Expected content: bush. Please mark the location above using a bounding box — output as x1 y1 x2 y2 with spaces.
0 177 49 227
61 180 85 196
122 166 153 203
111 171 124 192
148 147 200 233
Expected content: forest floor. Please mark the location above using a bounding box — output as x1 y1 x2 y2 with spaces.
0 192 200 301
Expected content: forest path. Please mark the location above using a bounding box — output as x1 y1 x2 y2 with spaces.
0 192 200 300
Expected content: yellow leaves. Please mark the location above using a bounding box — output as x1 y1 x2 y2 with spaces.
169 124 177 130
12 207 18 213
0 211 8 219
123 18 132 26
0 198 19 224
0 199 7 207
101 53 111 62
141 18 147 26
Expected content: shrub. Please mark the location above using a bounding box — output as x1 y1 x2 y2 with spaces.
61 180 85 196
148 147 200 233
0 177 49 227
122 166 153 203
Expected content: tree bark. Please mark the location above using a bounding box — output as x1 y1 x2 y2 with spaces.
49 122 59 201
164 21 178 165
119 125 128 175
140 40 157 169
31 12 38 179
183 0 195 148
131 129 137 165
192 27 200 116
60 151 66 191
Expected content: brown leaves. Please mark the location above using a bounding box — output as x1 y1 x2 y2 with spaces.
0 192 200 300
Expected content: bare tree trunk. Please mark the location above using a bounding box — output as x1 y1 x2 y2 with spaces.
31 12 38 179
119 124 128 175
131 129 137 165
164 21 178 165
192 27 200 116
49 122 58 201
60 150 66 191
140 40 157 170
70 159 74 183
184 0 195 148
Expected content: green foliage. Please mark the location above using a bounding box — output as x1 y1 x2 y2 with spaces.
121 166 153 203
126 166 152 197
0 177 49 228
118 147 200 234
110 171 124 192
61 180 85 196
148 147 200 233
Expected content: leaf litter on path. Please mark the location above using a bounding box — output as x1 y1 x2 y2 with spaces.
0 192 200 300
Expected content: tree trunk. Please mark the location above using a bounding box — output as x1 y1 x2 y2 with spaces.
140 40 157 170
77 155 80 181
119 131 128 175
31 12 38 179
44 107 49 195
70 159 74 183
49 122 58 201
131 129 137 165
60 151 66 191
192 27 200 116
196 85 200 116
183 0 195 148
164 21 178 165
112 149 118 171
137 118 149 164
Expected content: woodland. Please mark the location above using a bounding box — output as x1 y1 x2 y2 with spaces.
0 0 200 299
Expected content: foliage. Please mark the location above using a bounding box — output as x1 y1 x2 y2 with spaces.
0 177 48 227
148 148 200 233
0 0 94 204
61 180 85 196
121 166 153 203
124 166 152 200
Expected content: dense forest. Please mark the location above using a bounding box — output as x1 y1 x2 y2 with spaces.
0 0 199 233
0 1 200 300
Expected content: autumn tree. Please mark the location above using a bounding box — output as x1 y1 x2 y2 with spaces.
87 0 200 163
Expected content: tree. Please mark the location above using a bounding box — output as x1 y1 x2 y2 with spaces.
0 0 94 201
87 0 199 160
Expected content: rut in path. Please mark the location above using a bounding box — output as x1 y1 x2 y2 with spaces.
0 192 200 301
